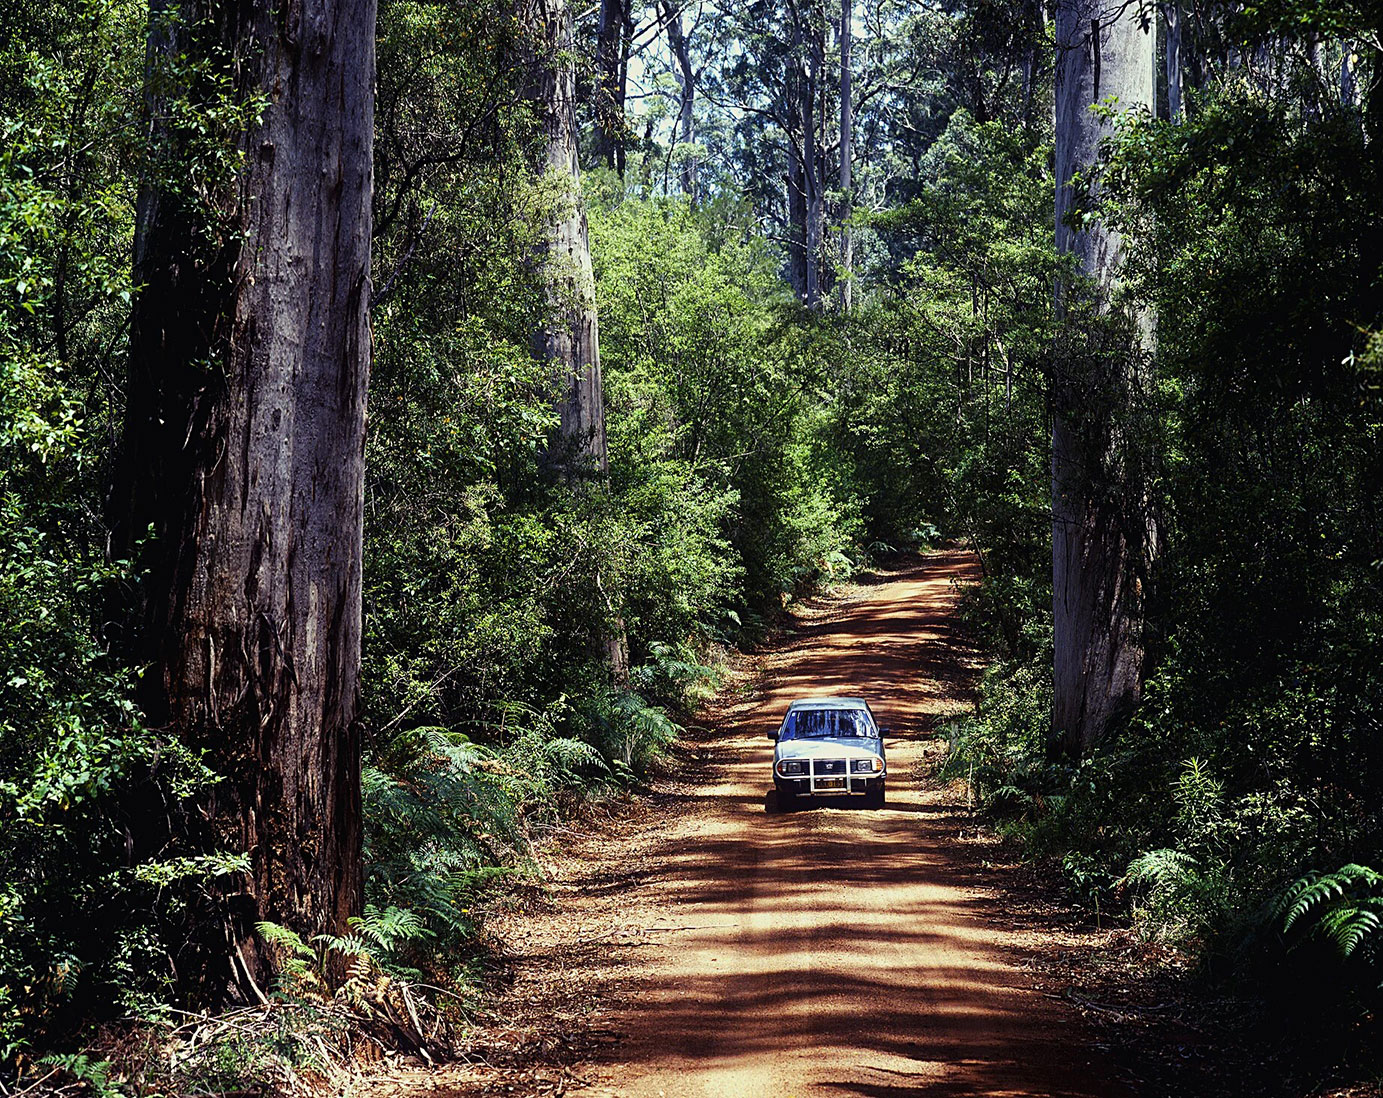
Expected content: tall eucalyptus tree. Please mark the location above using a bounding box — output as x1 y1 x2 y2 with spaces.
111 0 375 992
1051 0 1157 757
528 0 611 475
527 0 628 678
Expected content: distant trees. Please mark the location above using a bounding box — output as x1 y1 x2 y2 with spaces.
690 0 1048 310
698 0 835 309
110 0 376 993
1050 0 1157 756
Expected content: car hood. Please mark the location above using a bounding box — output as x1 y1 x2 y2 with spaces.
775 738 882 761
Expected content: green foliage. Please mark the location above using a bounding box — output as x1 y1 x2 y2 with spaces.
591 188 864 613
941 660 1050 814
0 0 246 1060
1278 865 1383 962
37 1053 120 1097
836 112 1056 655
3 0 1379 1086
946 32 1383 1062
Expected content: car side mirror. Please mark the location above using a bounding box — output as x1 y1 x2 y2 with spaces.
878 727 892 736
768 728 778 741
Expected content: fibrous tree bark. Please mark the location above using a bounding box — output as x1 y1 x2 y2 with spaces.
1051 0 1157 758
111 0 373 994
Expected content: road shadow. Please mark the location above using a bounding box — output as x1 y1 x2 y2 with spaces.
571 548 1127 1097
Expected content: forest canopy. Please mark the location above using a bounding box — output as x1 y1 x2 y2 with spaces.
1 0 1381 1091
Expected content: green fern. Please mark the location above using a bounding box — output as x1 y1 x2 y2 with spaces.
255 921 315 980
541 735 611 782
630 641 717 707
1124 848 1198 889
40 1053 120 1096
352 904 433 953
1277 864 1383 960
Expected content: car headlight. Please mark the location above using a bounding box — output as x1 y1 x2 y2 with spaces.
776 760 806 776
853 757 882 773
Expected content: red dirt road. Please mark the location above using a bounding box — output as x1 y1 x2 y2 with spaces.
371 549 1125 1098
566 548 1121 1098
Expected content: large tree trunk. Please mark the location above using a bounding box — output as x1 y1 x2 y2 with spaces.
529 0 609 475
527 0 627 680
111 0 373 995
1051 0 1156 758
837 0 853 313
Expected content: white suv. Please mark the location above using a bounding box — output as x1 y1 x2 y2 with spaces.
769 697 887 809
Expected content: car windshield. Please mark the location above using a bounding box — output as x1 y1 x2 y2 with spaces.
784 707 874 739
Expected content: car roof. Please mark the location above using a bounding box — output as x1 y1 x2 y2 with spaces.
785 696 871 711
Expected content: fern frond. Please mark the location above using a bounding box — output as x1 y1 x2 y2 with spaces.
256 920 314 959
1125 848 1198 889
1277 864 1383 963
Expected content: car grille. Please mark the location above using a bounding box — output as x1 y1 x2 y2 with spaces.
815 759 846 775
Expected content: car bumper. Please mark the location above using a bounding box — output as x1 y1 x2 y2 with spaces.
775 775 883 797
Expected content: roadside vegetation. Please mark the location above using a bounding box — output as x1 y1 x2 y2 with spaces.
1 0 1380 1093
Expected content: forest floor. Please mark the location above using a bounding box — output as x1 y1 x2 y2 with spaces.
361 547 1154 1098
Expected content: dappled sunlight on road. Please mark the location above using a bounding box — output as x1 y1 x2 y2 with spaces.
575 550 1122 1098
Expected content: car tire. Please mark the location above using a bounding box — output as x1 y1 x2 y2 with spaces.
866 781 885 809
777 788 797 812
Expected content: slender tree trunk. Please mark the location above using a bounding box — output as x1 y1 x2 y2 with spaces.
805 23 824 310
1165 3 1183 120
1021 0 1046 129
662 0 697 202
617 6 634 176
593 0 627 170
787 150 808 299
1051 0 1157 758
110 0 373 995
784 1 822 309
838 0 853 312
1342 40 1357 107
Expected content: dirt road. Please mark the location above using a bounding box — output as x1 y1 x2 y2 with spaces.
376 550 1124 1098
566 549 1118 1098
